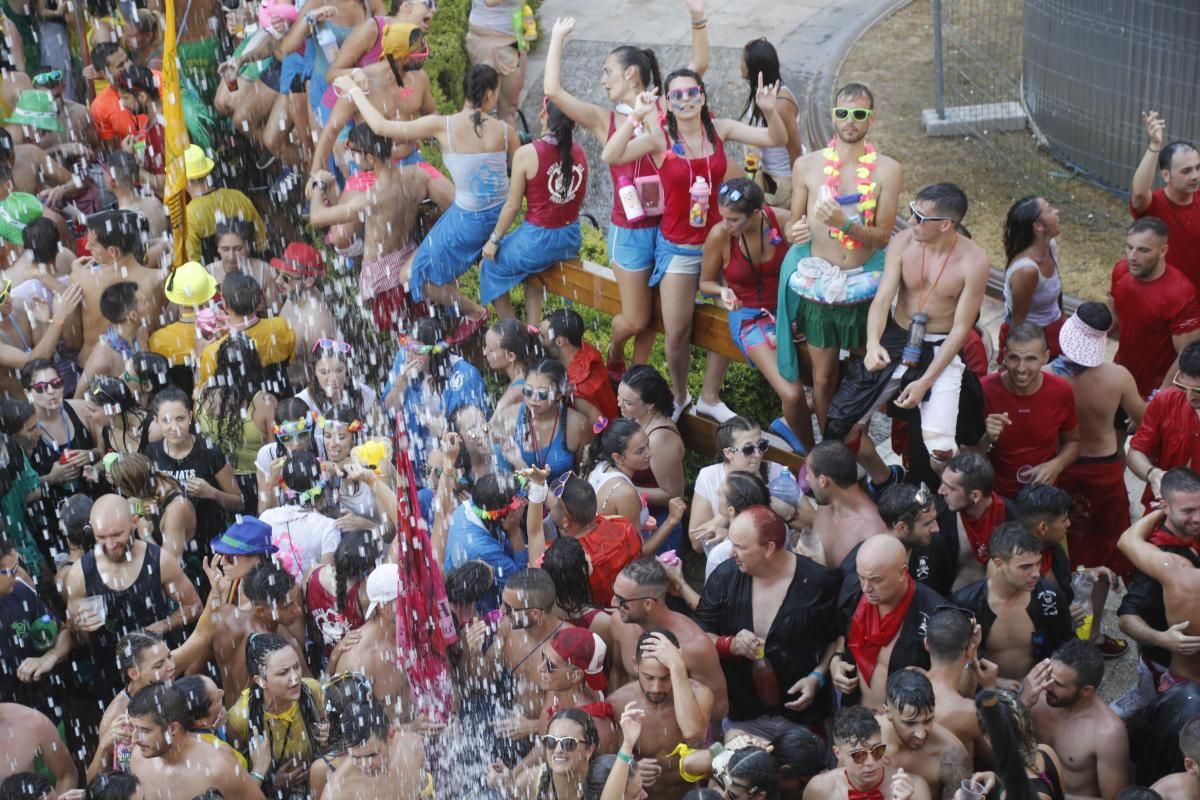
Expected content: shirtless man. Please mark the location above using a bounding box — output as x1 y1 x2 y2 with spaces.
1152 718 1200 800
268 243 336 387
328 563 417 724
825 182 989 484
88 631 176 781
609 557 728 721
207 561 309 706
318 700 426 800
607 631 714 800
491 568 564 743
0 274 80 399
103 151 167 240
0 703 78 794
69 210 166 366
878 670 970 800
77 281 145 398
952 523 1072 682
832 535 942 711
784 82 903 428
128 682 265 800
1119 503 1200 687
307 123 432 333
922 607 994 764
1026 640 1130 800
327 0 437 82
809 440 887 567
938 451 1010 592
804 705 930 800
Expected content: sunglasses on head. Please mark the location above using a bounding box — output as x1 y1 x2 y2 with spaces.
552 470 577 498
312 338 352 355
908 201 951 225
846 743 887 765
522 385 557 402
667 86 703 102
725 438 769 458
31 377 64 393
540 735 581 752
33 69 63 87
832 106 872 122
718 183 745 203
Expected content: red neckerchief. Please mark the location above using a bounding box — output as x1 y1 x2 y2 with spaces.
961 493 1006 564
544 699 615 723
1041 548 1054 576
848 576 917 685
846 771 885 800
1149 524 1200 554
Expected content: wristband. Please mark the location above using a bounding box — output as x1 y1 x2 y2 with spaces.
715 635 733 659
808 670 826 688
488 232 501 245
840 218 854 234
250 772 266 783
616 751 633 765
1148 146 1161 152
526 482 548 504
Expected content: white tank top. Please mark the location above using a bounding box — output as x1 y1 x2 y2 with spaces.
741 85 801 176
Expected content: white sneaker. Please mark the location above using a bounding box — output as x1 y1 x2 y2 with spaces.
695 398 737 423
671 392 693 422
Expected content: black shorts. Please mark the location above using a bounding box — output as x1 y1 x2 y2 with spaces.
259 58 282 93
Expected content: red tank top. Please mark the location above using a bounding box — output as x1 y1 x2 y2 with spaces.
607 112 661 230
305 565 365 658
724 206 785 311
659 130 728 245
524 139 588 228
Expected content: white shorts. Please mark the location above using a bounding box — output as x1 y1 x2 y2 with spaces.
858 338 966 438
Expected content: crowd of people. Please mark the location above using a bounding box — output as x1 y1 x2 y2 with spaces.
2 0 1200 798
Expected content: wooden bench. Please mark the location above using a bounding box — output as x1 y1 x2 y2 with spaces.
532 259 808 474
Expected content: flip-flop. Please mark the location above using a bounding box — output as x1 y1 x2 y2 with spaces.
769 417 807 455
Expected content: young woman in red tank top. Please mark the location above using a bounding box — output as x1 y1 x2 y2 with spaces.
602 69 788 421
699 178 815 452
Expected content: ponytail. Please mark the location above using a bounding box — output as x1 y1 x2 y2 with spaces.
608 45 661 94
546 100 576 188
463 64 500 137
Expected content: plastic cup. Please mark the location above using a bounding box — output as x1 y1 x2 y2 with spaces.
79 595 107 626
959 779 986 800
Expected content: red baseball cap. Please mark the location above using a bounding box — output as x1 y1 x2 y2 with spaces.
270 242 325 276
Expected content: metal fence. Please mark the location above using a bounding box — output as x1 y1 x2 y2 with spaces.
937 0 1200 199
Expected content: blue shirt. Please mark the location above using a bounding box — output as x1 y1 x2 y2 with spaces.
443 503 527 590
385 355 489 468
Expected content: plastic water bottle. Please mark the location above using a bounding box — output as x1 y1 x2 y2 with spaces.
1071 567 1094 640
316 23 339 63
30 614 58 652
512 8 527 52
835 192 864 226
751 642 781 707
768 471 802 507
689 176 710 228
617 177 646 223
521 4 537 41
744 146 761 178
901 312 927 367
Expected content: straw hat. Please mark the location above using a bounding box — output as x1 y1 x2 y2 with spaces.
4 90 62 132
1057 313 1107 368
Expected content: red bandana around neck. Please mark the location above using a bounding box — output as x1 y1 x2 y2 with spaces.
846 771 885 800
961 492 1006 564
1149 524 1200 554
848 576 917 685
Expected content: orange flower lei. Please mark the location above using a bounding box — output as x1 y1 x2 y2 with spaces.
822 139 878 251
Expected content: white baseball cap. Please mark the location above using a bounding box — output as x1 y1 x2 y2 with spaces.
364 563 400 619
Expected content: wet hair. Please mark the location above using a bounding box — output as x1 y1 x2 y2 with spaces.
115 631 166 686
308 348 365 419
333 530 380 613
269 397 315 460
769 728 828 780
735 504 786 548
215 218 255 246
175 674 216 726
886 669 935 715
87 771 141 800
1128 216 1169 240
583 416 643 475
87 209 148 261
0 398 33 435
1160 141 1198 172
444 559 495 606
1002 195 1043 265
914 182 968 224
535 709 599 798
281 450 325 507
559 475 598 524
1014 484 1071 527
470 472 520 533
831 705 880 747
446 403 486 481
741 38 783 127
0 773 52 800
1006 320 1046 349
150 386 193 419
244 633 321 769
348 121 393 160
109 451 184 501
621 364 673 417
607 45 661 94
1051 638 1103 690
323 672 374 753
635 627 680 662
340 697 390 748
716 177 763 215
408 317 452 389
133 352 172 398
1163 467 1200 500
1181 717 1200 761
527 358 567 394
546 100 578 188
60 493 95 550
835 82 875 108
976 689 1037 800
100 280 139 325
727 747 780 799
723 471 770 514
944 450 995 495
20 217 60 264
878 483 933 529
463 64 500 136
1180 340 1200 379
925 606 974 662
128 680 189 730
807 440 857 488
489 318 543 366
221 272 262 316
18 358 56 390
545 308 585 348
115 64 158 99
619 557 668 598
199 335 267 458
91 41 123 73
541 537 596 617
506 568 556 611
664 68 718 150
988 521 1043 562
243 561 296 608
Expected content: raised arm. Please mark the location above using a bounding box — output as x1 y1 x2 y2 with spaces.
1131 111 1165 213
325 18 381 80
543 18 609 141
600 92 665 165
309 93 361 177
713 78 785 148
684 0 709 77
335 76 445 141
1117 509 1177 580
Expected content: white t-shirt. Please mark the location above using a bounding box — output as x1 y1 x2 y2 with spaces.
295 383 379 417
259 504 340 575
